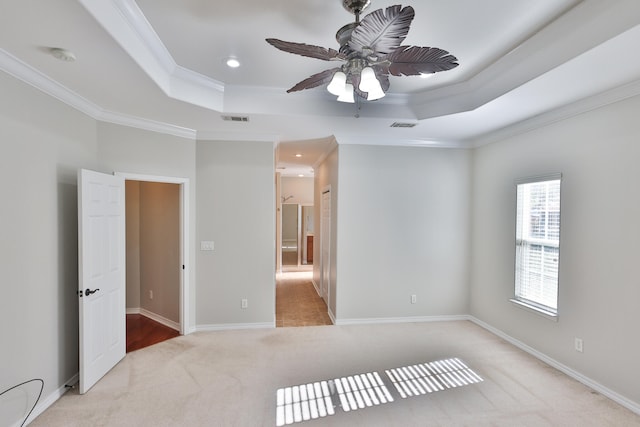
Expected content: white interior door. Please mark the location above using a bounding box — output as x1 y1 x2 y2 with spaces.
320 189 331 303
78 169 126 394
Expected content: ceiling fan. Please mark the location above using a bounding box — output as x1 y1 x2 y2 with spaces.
266 0 459 103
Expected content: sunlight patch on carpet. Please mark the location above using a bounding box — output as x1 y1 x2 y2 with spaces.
275 357 483 426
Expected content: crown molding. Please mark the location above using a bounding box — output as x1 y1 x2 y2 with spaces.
471 78 640 147
409 0 640 120
196 130 281 142
76 0 640 130
5 44 640 150
98 110 196 139
0 49 197 140
78 0 225 111
334 131 466 149
0 49 102 118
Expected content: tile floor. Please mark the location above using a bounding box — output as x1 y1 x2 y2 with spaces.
276 271 333 327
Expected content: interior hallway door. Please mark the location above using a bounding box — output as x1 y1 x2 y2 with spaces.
77 169 126 394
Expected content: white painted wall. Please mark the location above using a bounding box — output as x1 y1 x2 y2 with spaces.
470 94 640 406
0 73 98 425
196 141 275 327
281 176 314 205
336 145 471 321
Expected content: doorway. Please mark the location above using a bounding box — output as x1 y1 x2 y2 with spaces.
281 203 314 271
118 172 190 349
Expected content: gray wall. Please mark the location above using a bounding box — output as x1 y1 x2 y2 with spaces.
126 181 180 323
0 73 98 425
96 122 197 328
470 94 640 405
2 67 640 422
336 145 471 321
196 141 275 327
139 182 180 322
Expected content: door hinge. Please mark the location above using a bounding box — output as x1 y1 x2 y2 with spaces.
182 265 185 270
77 290 83 297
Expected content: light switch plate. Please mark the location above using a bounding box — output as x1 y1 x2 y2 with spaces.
200 241 214 251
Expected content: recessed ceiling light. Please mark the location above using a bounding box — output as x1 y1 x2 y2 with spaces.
298 174 304 177
50 47 76 62
295 154 302 157
226 58 240 68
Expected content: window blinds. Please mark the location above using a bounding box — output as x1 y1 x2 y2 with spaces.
515 177 561 313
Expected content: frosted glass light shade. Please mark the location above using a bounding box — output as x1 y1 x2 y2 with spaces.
327 72 347 96
359 67 377 92
359 66 385 100
337 83 355 103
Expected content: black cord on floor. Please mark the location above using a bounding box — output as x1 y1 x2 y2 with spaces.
0 379 44 427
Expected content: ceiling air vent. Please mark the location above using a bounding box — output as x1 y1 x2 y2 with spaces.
222 115 249 122
390 122 417 128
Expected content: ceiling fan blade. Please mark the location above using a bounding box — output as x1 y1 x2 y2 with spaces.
386 45 459 76
266 39 345 61
287 67 342 93
374 68 390 92
348 5 414 57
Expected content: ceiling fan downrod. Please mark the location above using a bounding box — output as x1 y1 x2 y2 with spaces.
342 0 371 22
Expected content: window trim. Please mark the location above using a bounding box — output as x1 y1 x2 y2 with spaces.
513 173 562 318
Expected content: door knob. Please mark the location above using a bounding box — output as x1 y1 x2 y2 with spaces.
85 288 100 296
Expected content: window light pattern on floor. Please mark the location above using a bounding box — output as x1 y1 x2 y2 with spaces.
385 357 483 399
276 381 335 426
275 358 482 426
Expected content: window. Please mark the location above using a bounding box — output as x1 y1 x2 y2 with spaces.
513 175 561 316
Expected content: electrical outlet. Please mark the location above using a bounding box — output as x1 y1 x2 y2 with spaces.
574 337 583 353
149 290 153 300
411 294 417 304
200 241 215 251
241 299 248 309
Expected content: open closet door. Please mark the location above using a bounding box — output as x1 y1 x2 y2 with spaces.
77 169 126 394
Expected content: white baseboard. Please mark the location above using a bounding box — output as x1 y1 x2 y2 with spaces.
334 314 469 326
311 279 320 295
138 308 180 332
328 309 336 324
127 307 179 332
22 373 78 427
196 322 275 332
468 316 640 416
129 308 185 333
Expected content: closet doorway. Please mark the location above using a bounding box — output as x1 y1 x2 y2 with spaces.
118 173 190 351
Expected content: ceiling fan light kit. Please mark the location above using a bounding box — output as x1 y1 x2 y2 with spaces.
266 1 458 106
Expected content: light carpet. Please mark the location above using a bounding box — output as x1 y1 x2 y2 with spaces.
31 321 640 426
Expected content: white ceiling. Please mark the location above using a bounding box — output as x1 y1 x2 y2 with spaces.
2 0 640 176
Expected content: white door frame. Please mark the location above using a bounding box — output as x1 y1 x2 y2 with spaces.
320 186 331 307
115 172 190 335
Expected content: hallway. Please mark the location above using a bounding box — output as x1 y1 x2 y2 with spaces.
275 271 332 327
